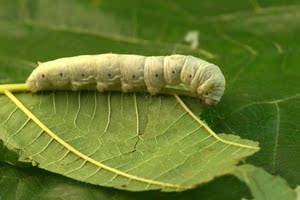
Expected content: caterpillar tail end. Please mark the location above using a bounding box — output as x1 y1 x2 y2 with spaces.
25 73 38 93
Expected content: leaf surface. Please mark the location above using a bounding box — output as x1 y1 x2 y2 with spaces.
0 90 258 191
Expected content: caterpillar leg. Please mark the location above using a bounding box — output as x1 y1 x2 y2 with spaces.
71 82 81 91
121 83 133 93
71 82 90 91
147 87 160 95
96 82 108 92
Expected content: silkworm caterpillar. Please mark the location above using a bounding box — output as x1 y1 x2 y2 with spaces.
26 54 226 105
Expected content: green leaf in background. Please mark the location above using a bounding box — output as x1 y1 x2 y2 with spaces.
0 140 19 166
233 165 296 200
0 0 299 199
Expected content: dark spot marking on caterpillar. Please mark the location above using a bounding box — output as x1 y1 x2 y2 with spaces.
189 74 192 78
172 70 175 74
155 73 158 77
132 74 135 78
206 92 209 95
121 184 127 188
60 73 63 77
108 73 111 77
41 74 45 78
81 74 85 77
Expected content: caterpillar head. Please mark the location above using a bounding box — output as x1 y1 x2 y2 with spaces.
197 66 225 106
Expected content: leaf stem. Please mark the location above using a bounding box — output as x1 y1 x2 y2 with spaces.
0 83 28 94
0 83 197 98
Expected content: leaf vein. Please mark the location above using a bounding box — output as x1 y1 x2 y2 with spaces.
174 95 259 150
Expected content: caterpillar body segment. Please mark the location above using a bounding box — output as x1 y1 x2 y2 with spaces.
163 55 186 85
119 55 146 92
144 56 165 95
94 54 121 92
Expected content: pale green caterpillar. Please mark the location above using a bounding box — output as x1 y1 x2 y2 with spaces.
26 54 226 105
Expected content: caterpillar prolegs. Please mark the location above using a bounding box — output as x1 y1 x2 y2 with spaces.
26 54 226 105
